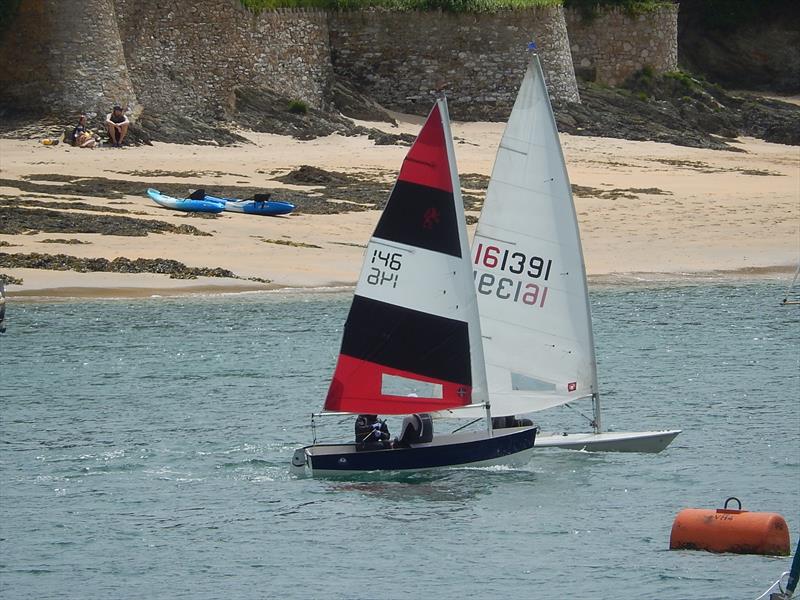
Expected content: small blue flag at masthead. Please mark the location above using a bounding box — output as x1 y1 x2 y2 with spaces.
527 40 538 52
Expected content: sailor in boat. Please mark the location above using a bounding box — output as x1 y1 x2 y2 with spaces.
354 413 437 451
354 414 390 450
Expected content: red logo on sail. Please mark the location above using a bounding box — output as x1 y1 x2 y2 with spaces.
422 207 440 229
567 382 577 392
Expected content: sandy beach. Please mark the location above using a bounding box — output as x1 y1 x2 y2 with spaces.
1 114 798 298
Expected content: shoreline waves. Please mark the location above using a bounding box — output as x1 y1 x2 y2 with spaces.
4 264 796 301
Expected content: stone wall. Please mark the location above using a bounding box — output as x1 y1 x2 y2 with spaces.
565 5 678 86
114 1 331 118
0 2 680 123
329 7 579 120
0 0 137 116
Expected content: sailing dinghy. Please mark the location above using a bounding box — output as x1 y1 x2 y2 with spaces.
442 51 680 453
0 281 6 334
781 263 800 306
291 97 536 476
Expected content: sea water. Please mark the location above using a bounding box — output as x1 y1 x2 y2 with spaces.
1 281 798 599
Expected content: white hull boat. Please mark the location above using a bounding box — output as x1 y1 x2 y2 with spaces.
442 51 680 453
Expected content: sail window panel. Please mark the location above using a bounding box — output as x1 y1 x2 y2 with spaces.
381 373 443 399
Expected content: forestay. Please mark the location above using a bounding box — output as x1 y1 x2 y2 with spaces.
324 99 488 415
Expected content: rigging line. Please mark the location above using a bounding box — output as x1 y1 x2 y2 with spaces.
451 417 482 434
562 402 595 426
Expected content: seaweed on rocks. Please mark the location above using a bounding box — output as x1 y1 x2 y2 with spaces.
2 196 133 214
40 238 91 244
0 253 237 280
0 206 210 236
275 165 351 186
0 273 23 285
6 172 387 217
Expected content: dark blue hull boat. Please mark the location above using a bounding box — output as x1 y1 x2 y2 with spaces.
291 426 536 477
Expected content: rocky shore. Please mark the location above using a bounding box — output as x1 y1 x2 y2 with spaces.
557 71 800 150
1 70 796 152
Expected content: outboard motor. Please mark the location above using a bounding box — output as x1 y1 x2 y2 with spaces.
396 413 434 447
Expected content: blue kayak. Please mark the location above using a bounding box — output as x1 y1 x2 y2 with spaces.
147 188 225 213
206 193 295 216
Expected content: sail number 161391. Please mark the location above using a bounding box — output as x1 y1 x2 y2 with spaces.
474 243 551 308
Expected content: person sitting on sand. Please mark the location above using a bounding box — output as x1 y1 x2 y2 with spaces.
70 114 96 148
105 105 129 147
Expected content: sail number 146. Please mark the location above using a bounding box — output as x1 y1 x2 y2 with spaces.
366 249 402 288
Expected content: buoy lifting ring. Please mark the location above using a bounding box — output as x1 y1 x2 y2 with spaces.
723 497 742 511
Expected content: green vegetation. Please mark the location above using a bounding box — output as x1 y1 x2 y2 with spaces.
563 0 672 20
287 99 309 114
241 0 562 12
663 70 701 92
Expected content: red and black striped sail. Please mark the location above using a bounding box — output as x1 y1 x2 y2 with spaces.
324 101 478 415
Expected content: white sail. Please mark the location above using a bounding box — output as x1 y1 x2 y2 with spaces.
471 54 597 417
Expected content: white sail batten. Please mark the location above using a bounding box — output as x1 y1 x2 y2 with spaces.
473 55 597 417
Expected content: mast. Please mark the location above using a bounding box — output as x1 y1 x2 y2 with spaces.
439 95 490 408
438 95 493 434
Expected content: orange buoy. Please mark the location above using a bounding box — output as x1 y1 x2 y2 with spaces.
670 497 790 556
